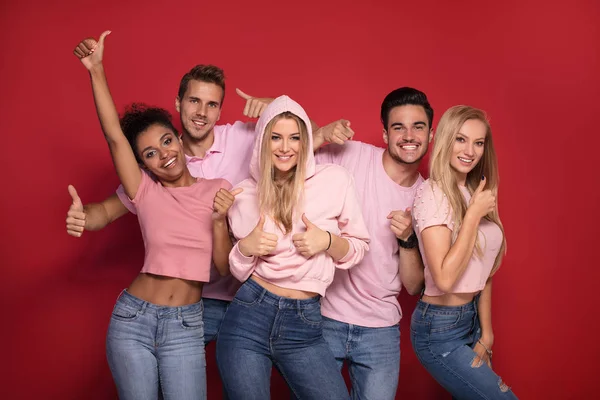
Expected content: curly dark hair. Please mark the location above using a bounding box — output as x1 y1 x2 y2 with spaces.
120 103 178 163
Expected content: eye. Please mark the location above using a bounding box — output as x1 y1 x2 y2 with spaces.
456 137 465 143
394 126 406 131
271 135 280 141
208 102 218 108
190 99 198 103
476 141 485 147
145 150 156 159
163 137 172 146
291 135 301 141
415 125 424 130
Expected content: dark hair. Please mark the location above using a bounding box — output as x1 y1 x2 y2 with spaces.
177 64 226 105
380 87 434 130
120 103 178 163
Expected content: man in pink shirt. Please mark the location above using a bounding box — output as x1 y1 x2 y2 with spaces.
65 64 274 345
312 87 434 400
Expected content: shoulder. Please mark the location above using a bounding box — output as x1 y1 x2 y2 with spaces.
314 164 354 186
215 120 256 135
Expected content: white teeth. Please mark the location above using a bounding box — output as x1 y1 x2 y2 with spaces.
277 155 291 160
458 157 473 163
164 158 176 167
401 145 417 150
193 120 206 126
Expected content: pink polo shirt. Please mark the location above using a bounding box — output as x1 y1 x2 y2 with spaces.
315 141 424 328
131 170 231 282
412 179 503 296
117 121 256 300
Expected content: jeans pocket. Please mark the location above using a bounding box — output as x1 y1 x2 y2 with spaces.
232 283 260 306
299 304 322 326
429 312 461 333
180 309 204 331
111 302 140 322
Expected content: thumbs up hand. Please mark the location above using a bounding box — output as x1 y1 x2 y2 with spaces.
292 213 330 258
468 176 496 219
213 187 243 220
236 88 274 118
238 215 279 257
66 185 86 237
387 207 413 241
73 30 112 70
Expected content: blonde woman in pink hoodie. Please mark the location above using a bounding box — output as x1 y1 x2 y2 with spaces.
215 96 370 399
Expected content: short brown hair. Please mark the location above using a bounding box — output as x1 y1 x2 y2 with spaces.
177 65 226 104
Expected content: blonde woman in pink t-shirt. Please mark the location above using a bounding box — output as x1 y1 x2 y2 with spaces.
410 106 518 399
73 33 235 400
215 96 370 399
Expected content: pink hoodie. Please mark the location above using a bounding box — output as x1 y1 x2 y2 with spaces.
227 96 370 296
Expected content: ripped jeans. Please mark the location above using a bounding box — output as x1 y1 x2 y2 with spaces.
410 297 518 400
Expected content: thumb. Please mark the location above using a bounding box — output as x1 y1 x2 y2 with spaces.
68 185 83 209
301 213 314 228
256 215 266 230
475 175 487 195
342 119 351 128
236 88 252 100
230 187 244 196
404 207 412 216
97 30 111 48
387 211 394 219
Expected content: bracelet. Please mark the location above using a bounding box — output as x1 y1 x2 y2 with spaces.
325 231 332 251
477 339 493 359
397 231 418 249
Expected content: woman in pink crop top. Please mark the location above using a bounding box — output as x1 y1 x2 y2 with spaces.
214 96 370 399
410 106 518 399
73 33 234 400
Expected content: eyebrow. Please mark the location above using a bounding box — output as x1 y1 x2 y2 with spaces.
390 121 427 127
141 133 171 154
271 132 300 135
457 132 486 141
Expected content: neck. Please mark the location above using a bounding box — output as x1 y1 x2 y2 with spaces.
160 168 196 188
182 129 215 158
382 150 421 187
456 173 467 186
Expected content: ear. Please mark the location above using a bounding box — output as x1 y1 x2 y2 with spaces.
428 127 434 143
382 128 389 144
217 108 221 122
178 134 183 144
175 97 181 113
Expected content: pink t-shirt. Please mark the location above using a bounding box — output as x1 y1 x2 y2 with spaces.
412 179 503 296
131 170 231 282
316 141 424 328
117 121 256 300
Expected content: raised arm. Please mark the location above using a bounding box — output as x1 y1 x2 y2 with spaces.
74 31 141 200
388 207 424 295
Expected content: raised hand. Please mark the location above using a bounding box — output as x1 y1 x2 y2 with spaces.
468 176 496 219
73 30 111 70
238 215 279 257
387 207 413 241
292 213 330 258
236 88 274 118
66 185 86 237
318 119 354 145
213 187 243 220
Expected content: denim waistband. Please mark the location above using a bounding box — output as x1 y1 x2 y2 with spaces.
416 294 479 316
117 289 204 317
244 278 321 310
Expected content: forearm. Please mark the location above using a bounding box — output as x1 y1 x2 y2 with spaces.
437 211 481 290
89 65 125 144
83 193 129 231
326 233 350 261
212 220 232 276
477 278 494 341
311 120 326 150
399 247 425 295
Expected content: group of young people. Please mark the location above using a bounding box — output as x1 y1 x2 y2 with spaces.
66 31 518 400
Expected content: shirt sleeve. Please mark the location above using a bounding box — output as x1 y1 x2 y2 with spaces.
314 141 364 171
228 242 258 282
333 171 371 269
412 180 455 234
115 169 154 214
116 184 136 214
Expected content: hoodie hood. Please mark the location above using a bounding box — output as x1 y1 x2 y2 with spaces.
249 95 315 182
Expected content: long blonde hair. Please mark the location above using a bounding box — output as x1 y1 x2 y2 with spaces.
258 112 309 234
429 105 506 273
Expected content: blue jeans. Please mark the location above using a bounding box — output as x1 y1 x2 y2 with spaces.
410 298 518 400
105 290 207 400
216 279 350 400
202 298 229 344
322 317 400 400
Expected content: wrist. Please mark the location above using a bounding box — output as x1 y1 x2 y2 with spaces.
213 218 227 228
397 231 418 249
89 64 105 76
324 230 332 252
238 239 251 257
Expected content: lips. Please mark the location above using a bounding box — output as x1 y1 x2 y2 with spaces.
275 154 293 161
163 157 177 168
192 119 207 128
398 143 420 150
458 156 473 164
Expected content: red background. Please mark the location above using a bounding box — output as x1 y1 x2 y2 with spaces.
1 0 598 398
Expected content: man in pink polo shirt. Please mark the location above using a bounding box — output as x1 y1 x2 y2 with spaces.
65 64 273 344
312 87 433 400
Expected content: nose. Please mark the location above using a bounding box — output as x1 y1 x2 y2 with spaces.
159 148 169 159
403 128 416 141
196 104 207 117
464 142 475 156
281 138 290 153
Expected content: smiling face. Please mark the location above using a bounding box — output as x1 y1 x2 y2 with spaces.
383 104 432 165
270 117 302 179
449 118 487 184
176 80 222 143
136 123 187 183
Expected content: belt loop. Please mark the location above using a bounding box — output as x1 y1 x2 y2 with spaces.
178 307 182 320
140 301 147 315
422 303 430 317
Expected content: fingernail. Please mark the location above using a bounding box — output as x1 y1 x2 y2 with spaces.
481 175 485 180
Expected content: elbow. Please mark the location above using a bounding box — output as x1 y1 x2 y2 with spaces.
433 277 455 293
404 282 424 296
217 266 230 277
